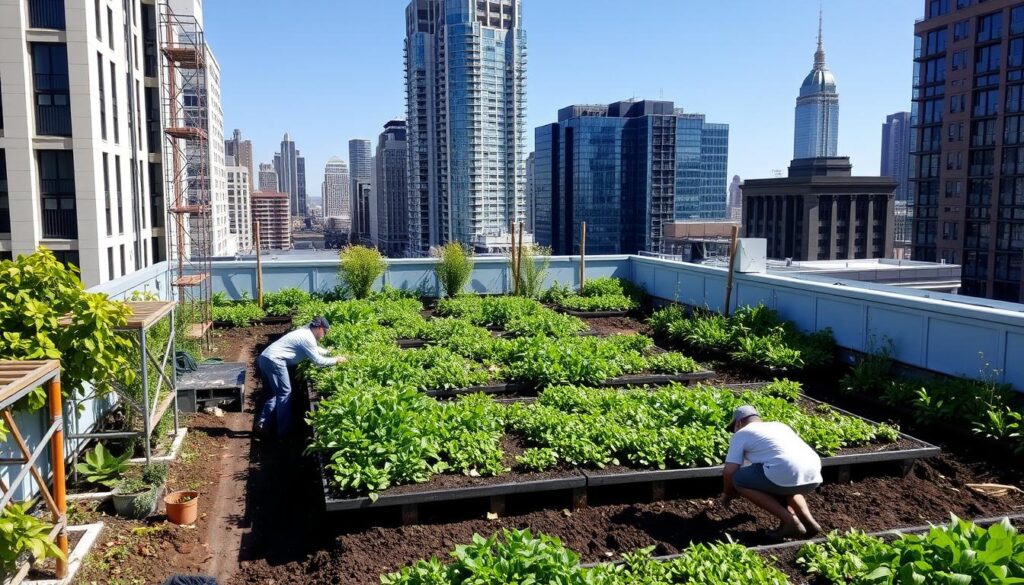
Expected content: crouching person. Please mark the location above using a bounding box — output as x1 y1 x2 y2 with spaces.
720 405 823 539
255 316 347 439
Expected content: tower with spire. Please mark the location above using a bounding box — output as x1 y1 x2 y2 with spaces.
793 8 839 159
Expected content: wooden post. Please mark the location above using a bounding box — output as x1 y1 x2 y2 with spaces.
255 221 264 307
510 221 519 295
579 222 587 292
723 225 739 317
48 375 67 579
516 222 525 294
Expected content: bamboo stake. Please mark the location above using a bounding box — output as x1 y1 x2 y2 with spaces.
510 221 519 295
516 222 525 295
580 222 587 292
723 226 740 317
255 221 264 307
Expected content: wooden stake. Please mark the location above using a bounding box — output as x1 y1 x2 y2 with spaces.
516 222 525 294
579 222 587 292
255 221 264 307
723 225 739 317
510 221 519 295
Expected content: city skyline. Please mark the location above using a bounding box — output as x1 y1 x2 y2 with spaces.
204 1 922 197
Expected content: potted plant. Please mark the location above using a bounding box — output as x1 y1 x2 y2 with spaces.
110 464 166 520
164 490 200 525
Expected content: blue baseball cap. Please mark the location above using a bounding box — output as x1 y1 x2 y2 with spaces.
729 405 759 431
309 316 330 331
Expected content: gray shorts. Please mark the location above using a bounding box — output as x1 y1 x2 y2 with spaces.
733 463 820 496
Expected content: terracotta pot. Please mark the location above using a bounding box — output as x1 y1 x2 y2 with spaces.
164 490 199 525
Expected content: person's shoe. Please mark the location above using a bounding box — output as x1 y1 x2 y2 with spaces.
769 517 807 540
252 424 271 442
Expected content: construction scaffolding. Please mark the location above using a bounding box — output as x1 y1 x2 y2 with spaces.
160 4 212 346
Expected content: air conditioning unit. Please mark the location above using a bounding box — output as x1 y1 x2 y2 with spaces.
735 238 767 274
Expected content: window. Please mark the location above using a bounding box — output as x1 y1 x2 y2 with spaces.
115 155 123 234
974 89 999 116
107 247 114 281
952 48 968 70
972 119 998 146
31 43 71 136
945 180 963 198
950 93 966 112
976 44 1001 73
28 0 66 30
1011 38 1024 68
97 53 106 140
924 98 945 123
926 29 947 55
103 153 111 235
1013 6 1024 36
1006 115 1024 145
107 7 114 50
928 0 950 18
970 149 995 175
954 20 970 41
997 223 1024 251
923 125 943 149
947 151 964 170
1004 146 1024 175
119 244 125 276
924 56 946 84
948 121 965 142
978 11 1003 43
0 151 9 234
110 62 118 144
1009 84 1024 113
94 0 101 40
956 0 970 8
943 221 959 240
920 154 941 178
37 150 76 239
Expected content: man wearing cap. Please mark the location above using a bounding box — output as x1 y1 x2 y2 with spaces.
720 405 823 539
255 316 346 439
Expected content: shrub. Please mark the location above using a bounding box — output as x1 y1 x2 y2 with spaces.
0 249 134 400
434 243 474 298
539 281 574 304
338 245 386 299
262 288 311 316
0 503 64 574
512 245 551 298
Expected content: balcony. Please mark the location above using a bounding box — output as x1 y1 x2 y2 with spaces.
41 194 77 239
35 99 71 137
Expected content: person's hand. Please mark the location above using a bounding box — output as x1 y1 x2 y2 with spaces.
720 493 736 510
334 355 348 366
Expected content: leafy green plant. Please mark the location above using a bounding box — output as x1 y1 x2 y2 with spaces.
0 249 135 400
539 281 574 304
516 448 559 471
0 502 65 574
647 304 686 336
434 243 475 298
559 294 640 312
504 311 587 338
262 288 311 316
75 443 130 488
212 302 266 327
645 352 702 375
338 245 386 299
512 245 552 298
797 529 894 583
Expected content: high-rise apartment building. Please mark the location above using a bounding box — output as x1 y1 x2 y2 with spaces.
526 152 536 234
742 157 896 261
405 0 527 255
297 154 306 216
794 14 839 159
224 128 253 183
273 133 305 217
226 165 251 252
351 180 372 246
348 139 371 217
881 112 913 203
258 162 278 192
251 191 290 250
0 0 163 284
375 120 408 257
912 0 1024 301
534 100 730 255
728 175 744 221
322 157 350 225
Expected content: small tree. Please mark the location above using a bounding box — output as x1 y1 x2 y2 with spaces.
512 244 551 298
434 242 474 298
338 245 386 299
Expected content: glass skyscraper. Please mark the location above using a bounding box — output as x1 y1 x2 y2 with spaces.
535 100 729 255
793 15 839 160
405 0 527 256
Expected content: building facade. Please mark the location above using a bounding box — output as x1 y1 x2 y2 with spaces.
225 165 251 253
742 157 897 261
251 191 290 250
322 156 349 225
534 100 730 256
257 162 278 192
224 128 253 183
525 151 536 234
728 175 743 220
273 133 305 217
348 138 371 220
375 120 408 257
405 0 527 255
794 14 839 159
351 180 372 246
0 0 168 285
881 112 912 203
912 0 1024 301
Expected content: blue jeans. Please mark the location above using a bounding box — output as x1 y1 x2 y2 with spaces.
256 354 292 437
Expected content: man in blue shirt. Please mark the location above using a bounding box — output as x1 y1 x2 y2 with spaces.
255 316 346 439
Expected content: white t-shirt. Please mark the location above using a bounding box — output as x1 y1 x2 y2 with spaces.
725 421 823 487
260 327 338 367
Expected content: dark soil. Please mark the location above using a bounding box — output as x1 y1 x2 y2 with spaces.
581 316 649 337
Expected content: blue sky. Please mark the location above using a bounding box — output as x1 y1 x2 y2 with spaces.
204 0 924 196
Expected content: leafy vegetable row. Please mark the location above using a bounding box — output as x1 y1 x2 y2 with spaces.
307 380 898 498
541 277 645 312
648 304 835 371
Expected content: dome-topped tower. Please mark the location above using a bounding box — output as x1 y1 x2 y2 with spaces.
794 9 839 159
